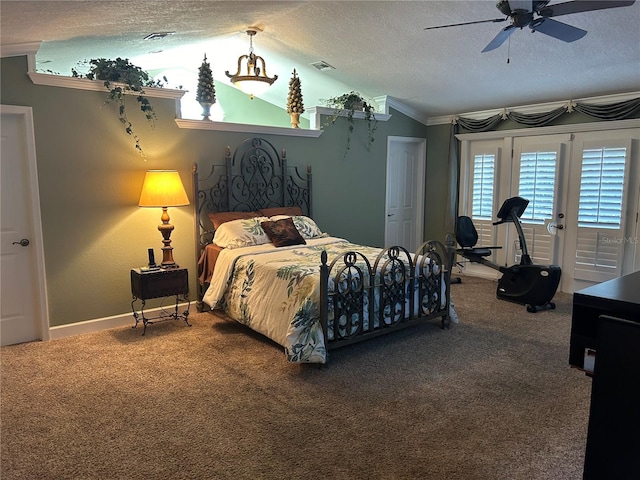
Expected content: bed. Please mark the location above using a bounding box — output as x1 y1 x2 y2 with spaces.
194 137 453 363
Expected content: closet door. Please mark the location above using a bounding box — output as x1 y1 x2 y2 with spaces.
1 106 48 345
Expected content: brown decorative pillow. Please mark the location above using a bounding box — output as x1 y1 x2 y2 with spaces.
208 211 260 229
260 217 306 247
257 206 303 217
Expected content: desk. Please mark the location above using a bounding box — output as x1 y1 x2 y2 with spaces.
569 270 640 371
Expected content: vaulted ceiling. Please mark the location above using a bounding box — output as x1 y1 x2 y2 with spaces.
2 1 639 120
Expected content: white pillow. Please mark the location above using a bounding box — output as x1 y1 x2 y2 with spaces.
270 215 327 239
213 217 271 249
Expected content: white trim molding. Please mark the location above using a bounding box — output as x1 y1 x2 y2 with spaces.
0 42 41 58
376 96 429 126
175 118 324 137
1 42 40 71
307 106 391 130
48 304 190 340
27 72 186 99
0 104 50 341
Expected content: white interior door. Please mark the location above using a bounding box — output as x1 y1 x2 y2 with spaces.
385 137 425 252
1 106 49 345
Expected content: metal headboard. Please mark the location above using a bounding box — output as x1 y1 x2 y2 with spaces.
193 137 312 254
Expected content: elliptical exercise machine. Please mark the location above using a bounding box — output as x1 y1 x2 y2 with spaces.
455 196 561 313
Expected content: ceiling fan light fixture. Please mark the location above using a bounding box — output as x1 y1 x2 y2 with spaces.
426 0 636 53
225 28 278 99
496 0 513 16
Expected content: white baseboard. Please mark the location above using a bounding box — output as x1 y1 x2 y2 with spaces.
48 303 190 340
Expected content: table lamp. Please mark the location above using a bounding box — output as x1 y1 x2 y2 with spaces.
138 170 190 268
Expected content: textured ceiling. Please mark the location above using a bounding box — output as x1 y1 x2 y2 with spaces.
2 0 639 119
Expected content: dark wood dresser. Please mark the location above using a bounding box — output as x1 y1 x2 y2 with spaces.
570 271 640 479
569 270 640 371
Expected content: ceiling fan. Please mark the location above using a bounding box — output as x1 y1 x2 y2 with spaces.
424 0 636 52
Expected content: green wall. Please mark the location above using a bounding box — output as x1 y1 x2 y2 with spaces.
1 55 439 328
425 123 455 240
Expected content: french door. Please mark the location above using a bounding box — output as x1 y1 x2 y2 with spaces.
562 130 636 292
458 122 639 293
508 134 569 270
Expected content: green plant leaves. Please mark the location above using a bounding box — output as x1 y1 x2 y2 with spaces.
73 57 165 160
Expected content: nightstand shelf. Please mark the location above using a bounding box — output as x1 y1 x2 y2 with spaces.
130 267 191 335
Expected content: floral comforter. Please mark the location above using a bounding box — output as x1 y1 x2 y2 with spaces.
203 237 405 363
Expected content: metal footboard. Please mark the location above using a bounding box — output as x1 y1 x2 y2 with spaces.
320 239 452 351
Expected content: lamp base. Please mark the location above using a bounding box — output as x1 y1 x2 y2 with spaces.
158 214 179 269
161 264 180 269
160 246 179 269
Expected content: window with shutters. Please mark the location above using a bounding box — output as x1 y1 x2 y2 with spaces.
470 153 498 248
518 151 557 225
459 140 501 258
577 147 626 229
471 154 495 221
574 145 629 278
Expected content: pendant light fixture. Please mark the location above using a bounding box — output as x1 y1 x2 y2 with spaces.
225 28 278 99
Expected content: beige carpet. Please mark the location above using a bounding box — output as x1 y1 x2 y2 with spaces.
1 276 591 480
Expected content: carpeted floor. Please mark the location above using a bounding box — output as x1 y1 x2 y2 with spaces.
1 276 591 479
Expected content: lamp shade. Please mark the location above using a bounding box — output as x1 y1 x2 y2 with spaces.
138 170 190 207
233 78 272 97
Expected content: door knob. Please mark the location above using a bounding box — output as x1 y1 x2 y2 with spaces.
12 238 30 247
546 222 564 234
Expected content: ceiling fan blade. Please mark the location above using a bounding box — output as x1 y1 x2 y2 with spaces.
424 17 507 30
533 18 587 42
481 25 516 52
541 0 635 17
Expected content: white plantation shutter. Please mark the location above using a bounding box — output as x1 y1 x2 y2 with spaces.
471 153 496 248
518 225 554 265
518 151 557 224
574 145 629 281
471 154 495 221
578 147 626 228
475 221 495 248
575 231 620 268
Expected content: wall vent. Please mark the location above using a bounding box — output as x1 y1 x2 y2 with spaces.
310 60 335 71
144 32 176 40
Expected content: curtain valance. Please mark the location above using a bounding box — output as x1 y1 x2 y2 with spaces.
455 97 640 133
